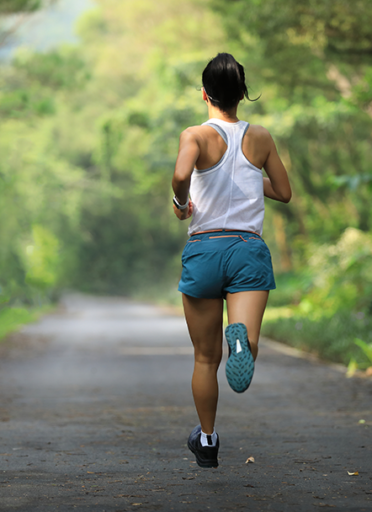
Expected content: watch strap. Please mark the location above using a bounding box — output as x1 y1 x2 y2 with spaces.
173 195 188 210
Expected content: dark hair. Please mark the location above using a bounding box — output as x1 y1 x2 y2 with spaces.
202 53 258 111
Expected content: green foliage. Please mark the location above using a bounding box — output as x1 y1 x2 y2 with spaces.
0 307 36 339
0 0 229 302
301 228 372 315
0 305 52 341
0 87 55 117
0 0 371 367
354 338 372 368
263 227 372 366
213 0 372 67
13 49 90 89
262 309 372 367
0 0 41 14
213 0 372 248
21 225 61 289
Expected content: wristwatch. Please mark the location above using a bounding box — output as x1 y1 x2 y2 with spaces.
173 195 188 210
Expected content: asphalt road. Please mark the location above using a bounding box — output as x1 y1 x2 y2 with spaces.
0 294 371 512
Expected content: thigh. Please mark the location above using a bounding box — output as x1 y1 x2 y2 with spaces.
182 293 224 363
226 290 269 344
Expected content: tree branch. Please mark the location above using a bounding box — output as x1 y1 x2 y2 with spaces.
0 13 27 49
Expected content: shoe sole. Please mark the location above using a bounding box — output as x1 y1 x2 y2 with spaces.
187 440 218 468
225 323 254 393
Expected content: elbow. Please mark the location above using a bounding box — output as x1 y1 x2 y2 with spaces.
271 190 291 203
280 186 292 203
173 174 188 185
282 191 292 203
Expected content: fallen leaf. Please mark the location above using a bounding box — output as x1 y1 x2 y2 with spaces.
347 471 359 476
87 471 94 474
182 477 195 480
245 456 255 464
132 504 142 506
358 419 366 424
243 484 255 488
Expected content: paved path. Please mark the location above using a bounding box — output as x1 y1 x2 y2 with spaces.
0 294 371 511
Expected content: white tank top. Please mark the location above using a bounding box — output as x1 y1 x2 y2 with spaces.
188 118 265 236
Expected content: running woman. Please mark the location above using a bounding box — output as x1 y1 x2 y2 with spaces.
172 53 291 468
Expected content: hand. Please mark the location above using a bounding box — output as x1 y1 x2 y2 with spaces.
173 199 193 220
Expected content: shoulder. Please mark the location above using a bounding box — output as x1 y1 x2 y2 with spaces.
179 126 203 143
244 124 275 151
179 124 218 145
246 124 272 141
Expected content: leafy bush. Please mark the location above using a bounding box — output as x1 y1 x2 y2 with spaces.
262 309 372 366
354 338 372 369
303 228 372 315
21 225 61 290
0 307 36 340
263 228 372 366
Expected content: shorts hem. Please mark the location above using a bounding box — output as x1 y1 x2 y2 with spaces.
178 284 276 299
225 285 276 294
178 285 222 299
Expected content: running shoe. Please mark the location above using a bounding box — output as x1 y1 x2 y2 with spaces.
187 425 219 468
225 322 255 393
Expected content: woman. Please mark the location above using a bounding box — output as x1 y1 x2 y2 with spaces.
172 53 291 469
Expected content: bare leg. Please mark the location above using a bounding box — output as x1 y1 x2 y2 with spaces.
182 294 223 435
226 291 269 360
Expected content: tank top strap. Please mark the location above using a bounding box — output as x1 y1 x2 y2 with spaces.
236 122 250 160
240 121 250 138
202 120 228 144
202 119 249 148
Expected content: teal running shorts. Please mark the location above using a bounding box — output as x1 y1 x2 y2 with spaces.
178 230 276 299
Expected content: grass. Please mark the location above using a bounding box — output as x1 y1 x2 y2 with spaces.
0 305 53 342
261 271 372 370
261 309 372 367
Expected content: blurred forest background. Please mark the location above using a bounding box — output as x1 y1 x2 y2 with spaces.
0 0 371 371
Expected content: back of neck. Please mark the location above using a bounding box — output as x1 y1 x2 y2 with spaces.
208 104 239 123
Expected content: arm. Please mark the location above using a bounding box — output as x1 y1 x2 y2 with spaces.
262 132 292 203
172 129 200 220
